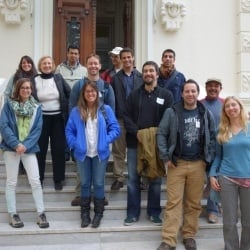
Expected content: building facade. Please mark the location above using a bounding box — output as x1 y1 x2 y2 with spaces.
1 0 250 105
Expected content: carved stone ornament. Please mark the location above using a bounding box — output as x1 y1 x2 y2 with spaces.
242 73 250 93
0 0 29 24
242 33 250 52
160 0 187 32
241 0 250 12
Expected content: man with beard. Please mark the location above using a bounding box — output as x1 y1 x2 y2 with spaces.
123 61 173 226
200 78 224 224
158 49 186 103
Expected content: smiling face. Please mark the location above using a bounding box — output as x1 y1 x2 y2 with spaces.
21 58 32 72
205 81 222 100
142 64 158 86
224 98 241 120
120 51 134 71
19 80 32 102
86 56 101 77
84 84 98 105
182 83 199 109
38 56 55 74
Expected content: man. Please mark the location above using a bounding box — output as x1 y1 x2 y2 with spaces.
156 79 216 250
158 49 186 103
100 46 123 83
110 47 143 190
123 61 173 226
55 45 87 88
69 53 115 206
200 78 224 224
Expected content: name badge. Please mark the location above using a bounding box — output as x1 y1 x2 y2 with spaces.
99 91 102 98
196 121 200 128
156 97 164 105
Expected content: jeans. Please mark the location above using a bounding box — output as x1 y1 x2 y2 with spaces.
4 151 45 215
77 155 108 199
206 173 220 215
126 148 161 219
219 176 250 250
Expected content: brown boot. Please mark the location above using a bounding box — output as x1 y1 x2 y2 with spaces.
71 196 81 206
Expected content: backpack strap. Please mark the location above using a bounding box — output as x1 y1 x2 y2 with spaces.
100 104 108 125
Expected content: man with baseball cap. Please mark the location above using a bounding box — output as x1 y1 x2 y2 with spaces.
200 77 224 224
100 46 123 83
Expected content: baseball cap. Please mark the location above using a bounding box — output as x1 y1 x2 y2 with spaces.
205 78 222 86
108 47 123 55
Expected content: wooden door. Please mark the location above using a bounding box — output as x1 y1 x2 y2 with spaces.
53 0 96 66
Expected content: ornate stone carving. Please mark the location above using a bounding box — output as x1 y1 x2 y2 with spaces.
0 0 30 24
160 0 187 31
241 0 250 12
242 33 250 52
242 73 250 93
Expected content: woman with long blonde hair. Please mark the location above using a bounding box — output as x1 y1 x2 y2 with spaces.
209 96 250 250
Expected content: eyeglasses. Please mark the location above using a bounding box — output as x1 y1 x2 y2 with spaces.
20 87 31 90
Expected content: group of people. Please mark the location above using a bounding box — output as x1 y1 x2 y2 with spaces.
0 46 249 250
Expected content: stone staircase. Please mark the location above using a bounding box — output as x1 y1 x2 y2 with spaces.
0 154 225 250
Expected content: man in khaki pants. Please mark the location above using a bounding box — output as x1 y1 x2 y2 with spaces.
156 79 216 250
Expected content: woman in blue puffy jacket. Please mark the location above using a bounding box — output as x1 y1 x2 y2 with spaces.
65 80 120 228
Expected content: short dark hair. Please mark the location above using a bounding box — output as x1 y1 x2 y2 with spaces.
161 49 176 59
142 61 159 74
120 47 134 58
182 79 200 93
68 45 80 53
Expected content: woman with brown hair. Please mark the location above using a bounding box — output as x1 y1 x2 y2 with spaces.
66 80 120 228
0 78 49 229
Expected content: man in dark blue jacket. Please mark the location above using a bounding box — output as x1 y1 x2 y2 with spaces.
110 48 143 190
158 49 186 103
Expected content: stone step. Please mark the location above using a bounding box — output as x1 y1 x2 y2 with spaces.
0 184 168 203
0 217 225 247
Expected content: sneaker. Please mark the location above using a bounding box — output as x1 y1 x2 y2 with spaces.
148 215 162 226
9 214 24 228
156 242 176 250
111 180 123 190
54 181 63 191
183 238 197 250
71 196 81 206
124 216 138 226
207 213 218 224
37 213 49 228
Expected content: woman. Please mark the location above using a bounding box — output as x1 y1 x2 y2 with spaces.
31 56 71 190
0 78 49 229
4 55 38 175
4 55 38 99
210 96 250 250
66 81 120 228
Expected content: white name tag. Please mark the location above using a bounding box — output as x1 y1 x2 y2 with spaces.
156 97 164 105
99 92 102 98
196 121 200 128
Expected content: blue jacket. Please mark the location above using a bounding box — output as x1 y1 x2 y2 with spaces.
69 77 115 112
0 101 43 153
65 104 120 161
158 69 186 103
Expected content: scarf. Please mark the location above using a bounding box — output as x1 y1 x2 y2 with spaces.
9 96 37 117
